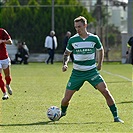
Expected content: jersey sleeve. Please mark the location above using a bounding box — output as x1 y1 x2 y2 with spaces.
66 38 73 52
3 29 11 40
95 35 103 50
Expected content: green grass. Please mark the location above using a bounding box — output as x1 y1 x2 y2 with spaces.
0 62 132 133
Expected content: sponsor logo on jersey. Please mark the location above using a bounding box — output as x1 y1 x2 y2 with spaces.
75 48 92 54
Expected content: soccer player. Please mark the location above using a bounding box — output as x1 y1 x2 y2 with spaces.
0 28 13 100
126 36 133 65
59 16 124 123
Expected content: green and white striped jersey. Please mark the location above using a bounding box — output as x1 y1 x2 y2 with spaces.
66 33 103 71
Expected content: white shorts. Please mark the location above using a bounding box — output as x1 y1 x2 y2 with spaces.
0 57 11 72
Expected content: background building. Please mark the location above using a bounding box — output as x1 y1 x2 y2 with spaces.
79 0 133 63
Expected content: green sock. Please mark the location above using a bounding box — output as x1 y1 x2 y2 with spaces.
61 105 68 113
109 104 118 118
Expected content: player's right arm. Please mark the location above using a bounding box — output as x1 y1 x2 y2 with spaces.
0 38 12 45
0 29 12 45
62 50 71 72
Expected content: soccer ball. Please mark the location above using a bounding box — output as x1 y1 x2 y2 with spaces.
47 106 61 121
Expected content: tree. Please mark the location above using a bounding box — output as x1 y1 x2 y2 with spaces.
0 0 94 53
0 0 20 36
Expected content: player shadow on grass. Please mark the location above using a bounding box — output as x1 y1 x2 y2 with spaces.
0 121 52 126
106 81 132 83
0 121 112 127
116 100 133 104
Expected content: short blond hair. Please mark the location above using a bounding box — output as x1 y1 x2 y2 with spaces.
74 16 87 25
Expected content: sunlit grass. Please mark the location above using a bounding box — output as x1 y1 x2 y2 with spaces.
0 62 132 133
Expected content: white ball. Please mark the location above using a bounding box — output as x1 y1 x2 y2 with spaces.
47 106 61 121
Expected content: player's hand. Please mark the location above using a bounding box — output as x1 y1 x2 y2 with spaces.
97 64 102 71
62 65 68 72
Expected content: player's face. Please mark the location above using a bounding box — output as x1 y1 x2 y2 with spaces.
74 21 86 35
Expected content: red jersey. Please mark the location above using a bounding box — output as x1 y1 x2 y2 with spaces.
0 28 11 60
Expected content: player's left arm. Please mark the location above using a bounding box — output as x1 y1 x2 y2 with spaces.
94 35 104 70
97 48 104 70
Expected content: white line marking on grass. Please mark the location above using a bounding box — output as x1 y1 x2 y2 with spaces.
102 70 133 82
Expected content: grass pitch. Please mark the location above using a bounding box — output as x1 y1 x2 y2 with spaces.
0 62 132 133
